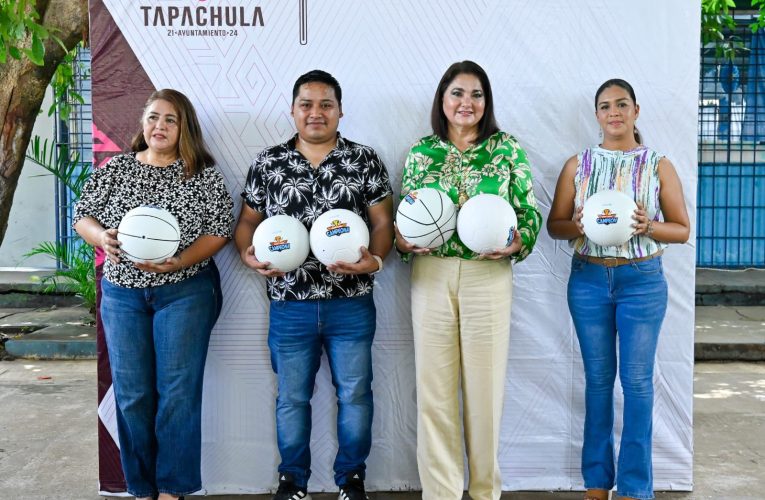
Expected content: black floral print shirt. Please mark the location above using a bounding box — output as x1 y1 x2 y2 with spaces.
242 134 393 301
73 153 234 288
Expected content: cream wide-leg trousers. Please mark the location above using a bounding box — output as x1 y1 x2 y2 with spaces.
411 256 513 500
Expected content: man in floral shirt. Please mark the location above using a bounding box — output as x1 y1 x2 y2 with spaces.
234 70 393 500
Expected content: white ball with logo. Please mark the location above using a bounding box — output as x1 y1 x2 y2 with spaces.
581 189 638 247
252 214 310 272
117 206 181 263
309 209 370 266
456 193 517 254
396 188 457 249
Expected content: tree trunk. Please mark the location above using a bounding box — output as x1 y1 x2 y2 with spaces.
0 0 88 247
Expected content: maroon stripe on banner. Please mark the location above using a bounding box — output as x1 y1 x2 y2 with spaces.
89 0 156 493
95 265 125 492
90 0 154 166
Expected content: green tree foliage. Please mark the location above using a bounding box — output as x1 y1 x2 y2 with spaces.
749 0 765 31
702 0 765 59
50 44 87 119
0 0 50 65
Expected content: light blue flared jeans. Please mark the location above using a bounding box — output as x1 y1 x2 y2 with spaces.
567 255 667 500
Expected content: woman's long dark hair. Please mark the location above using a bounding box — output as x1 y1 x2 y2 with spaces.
594 78 642 144
131 89 216 178
431 60 499 144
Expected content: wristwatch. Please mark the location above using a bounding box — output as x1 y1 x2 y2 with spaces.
370 254 384 274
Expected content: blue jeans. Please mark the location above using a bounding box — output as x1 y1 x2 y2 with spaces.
268 293 376 488
567 256 667 500
100 265 220 498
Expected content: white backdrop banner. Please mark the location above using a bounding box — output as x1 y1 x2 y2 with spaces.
94 0 699 494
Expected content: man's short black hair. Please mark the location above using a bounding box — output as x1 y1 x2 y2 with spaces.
292 70 342 104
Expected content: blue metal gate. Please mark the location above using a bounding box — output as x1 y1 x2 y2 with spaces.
698 18 765 268
54 47 92 255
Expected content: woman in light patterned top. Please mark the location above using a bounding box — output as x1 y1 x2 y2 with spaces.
548 79 690 500
74 89 234 500
395 60 542 500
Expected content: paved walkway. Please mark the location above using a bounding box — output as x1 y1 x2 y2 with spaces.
0 360 763 500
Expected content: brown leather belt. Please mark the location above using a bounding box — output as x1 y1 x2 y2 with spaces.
574 251 663 268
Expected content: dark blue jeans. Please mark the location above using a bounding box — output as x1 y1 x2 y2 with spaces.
268 293 376 488
100 265 220 498
568 256 667 500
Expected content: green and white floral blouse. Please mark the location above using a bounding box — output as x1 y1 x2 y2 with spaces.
400 131 542 262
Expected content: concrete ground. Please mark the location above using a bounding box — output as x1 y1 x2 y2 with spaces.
694 306 765 361
0 360 763 500
695 268 765 306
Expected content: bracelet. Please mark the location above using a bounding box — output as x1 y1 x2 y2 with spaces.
370 254 384 274
646 220 655 237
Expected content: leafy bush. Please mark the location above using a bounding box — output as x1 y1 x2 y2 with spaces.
26 241 95 313
25 135 95 313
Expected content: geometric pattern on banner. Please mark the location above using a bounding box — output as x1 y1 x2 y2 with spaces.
96 384 120 450
94 0 699 493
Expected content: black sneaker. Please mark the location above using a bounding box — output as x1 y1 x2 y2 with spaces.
338 472 369 500
273 472 312 500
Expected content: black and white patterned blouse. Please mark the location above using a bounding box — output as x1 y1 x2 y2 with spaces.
74 153 234 288
243 134 393 301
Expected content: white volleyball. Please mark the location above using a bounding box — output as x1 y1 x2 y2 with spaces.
396 188 457 249
252 214 310 272
309 209 370 266
117 206 181 263
456 193 518 254
581 189 638 247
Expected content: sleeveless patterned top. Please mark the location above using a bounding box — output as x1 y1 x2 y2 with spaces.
573 145 667 259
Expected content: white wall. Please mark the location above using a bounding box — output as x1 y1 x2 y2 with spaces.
0 90 57 270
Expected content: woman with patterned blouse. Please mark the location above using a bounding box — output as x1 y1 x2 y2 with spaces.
547 79 690 500
395 61 542 500
74 89 234 500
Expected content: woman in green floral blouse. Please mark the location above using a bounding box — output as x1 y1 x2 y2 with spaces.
395 60 542 500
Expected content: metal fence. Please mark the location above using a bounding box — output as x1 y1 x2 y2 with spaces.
698 17 765 268
54 47 92 261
